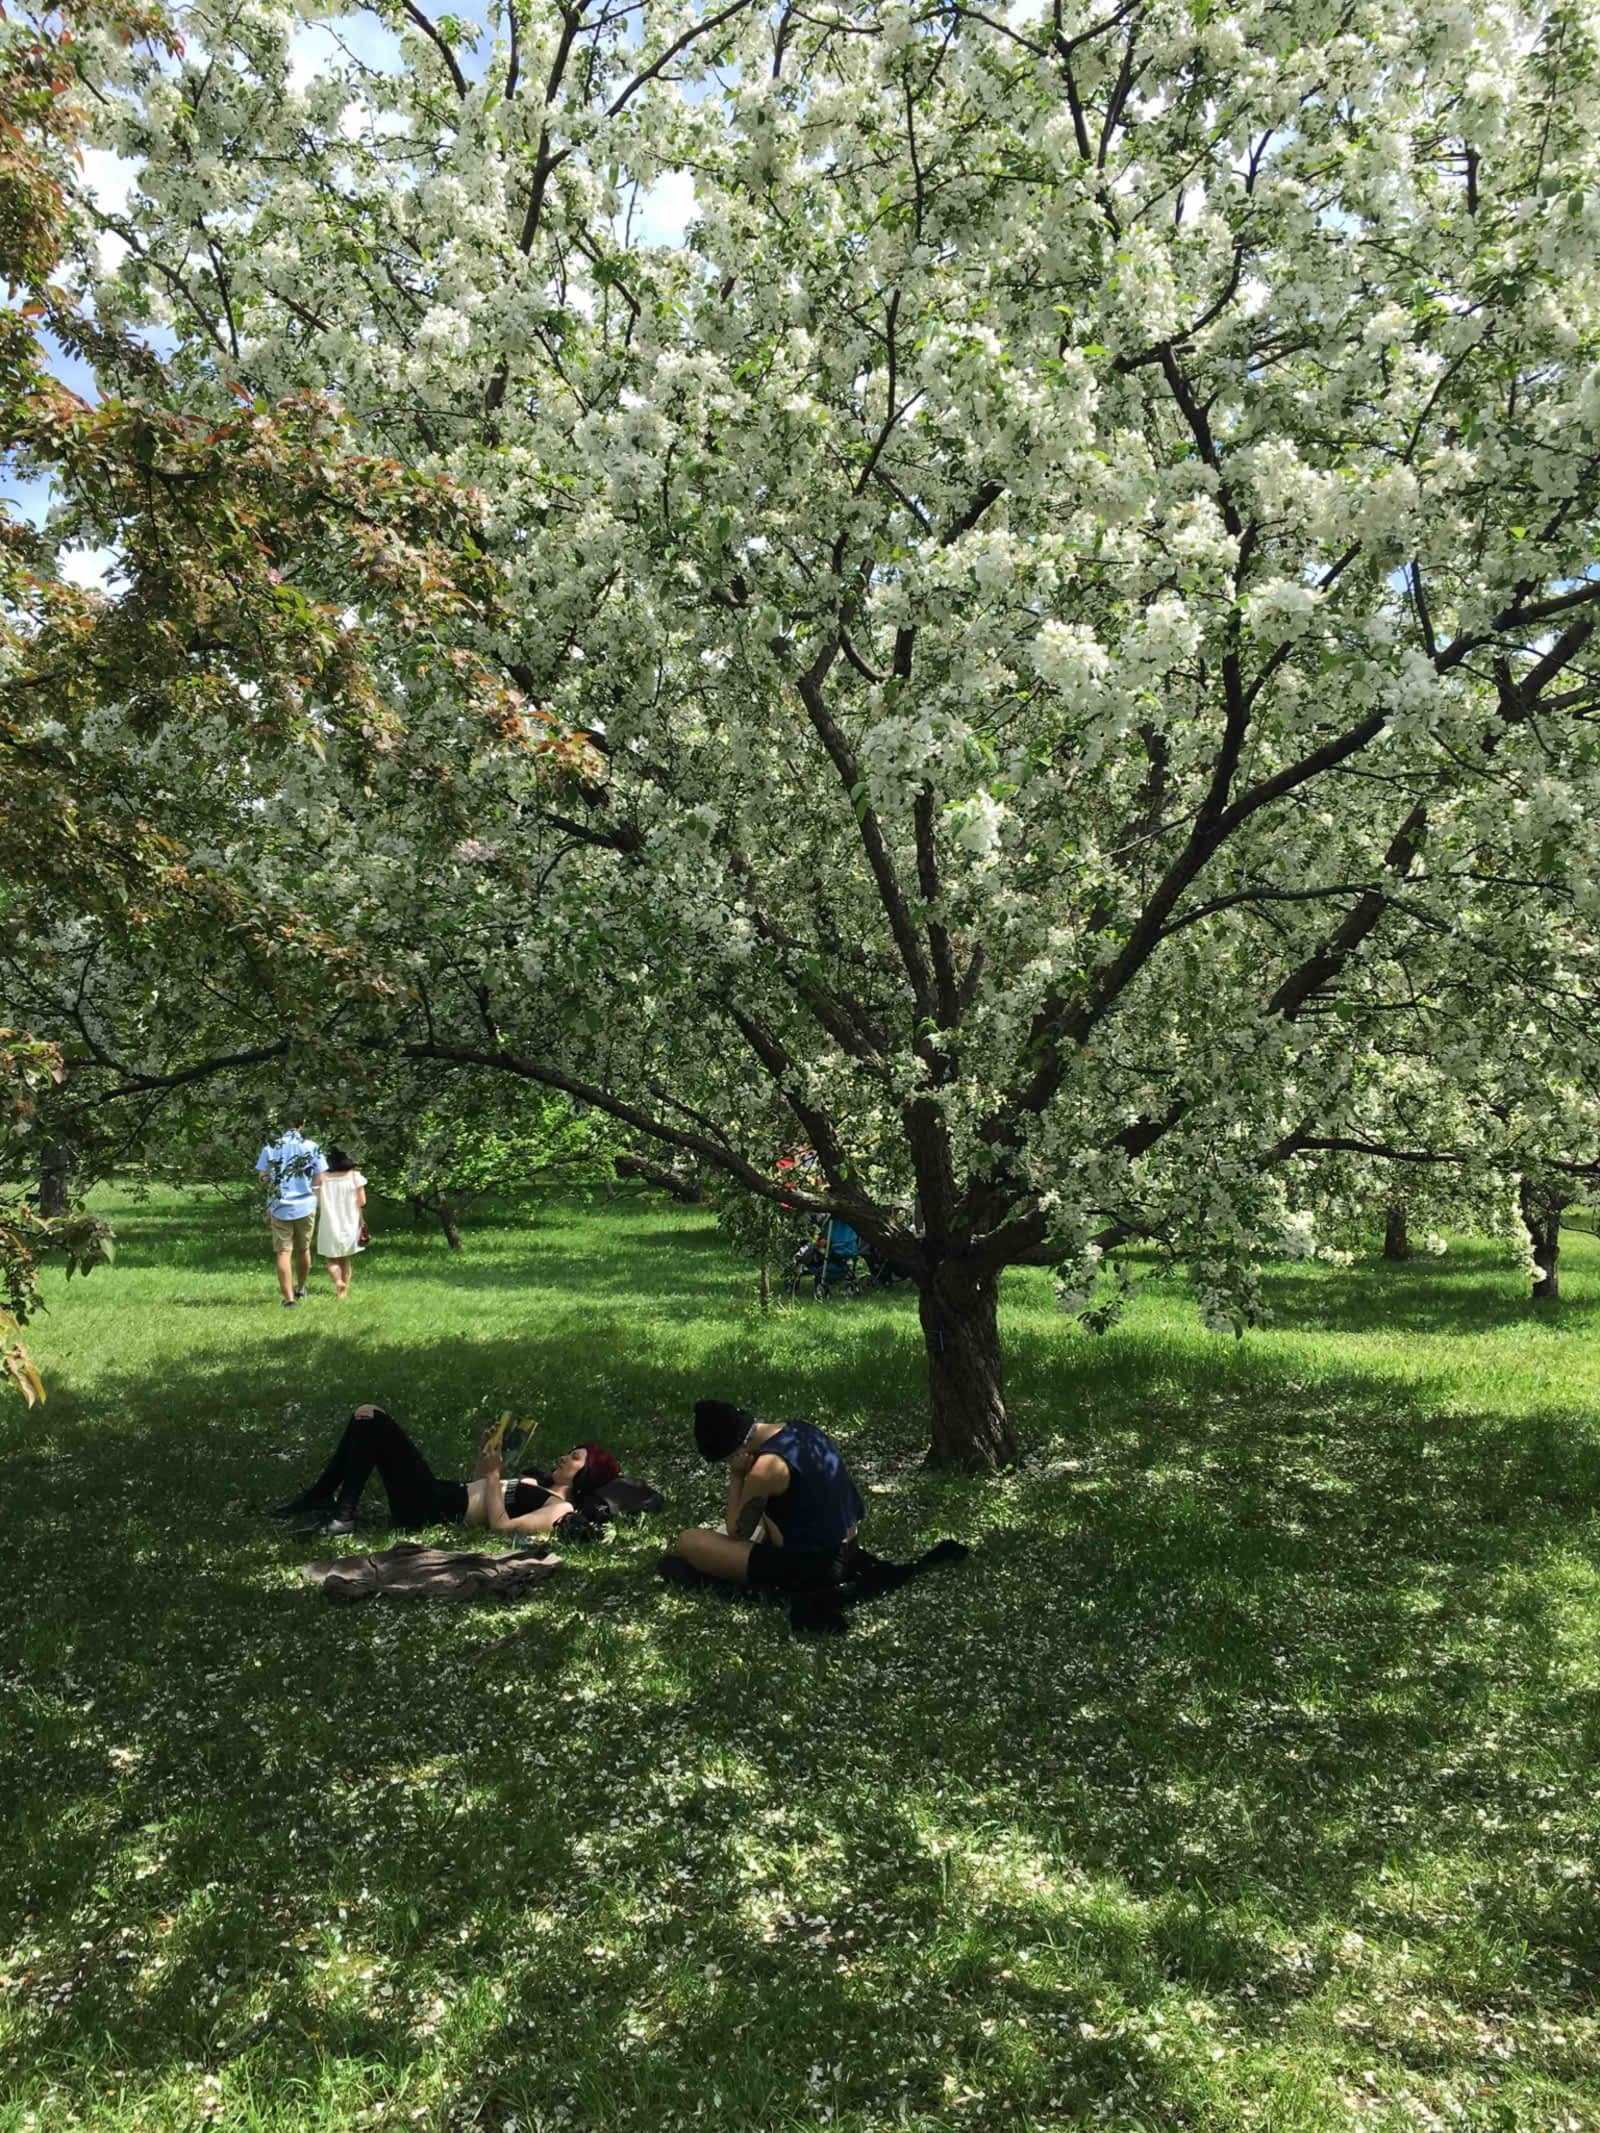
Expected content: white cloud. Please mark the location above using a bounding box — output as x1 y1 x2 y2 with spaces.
79 149 141 273
79 148 140 217
58 546 118 590
627 168 695 249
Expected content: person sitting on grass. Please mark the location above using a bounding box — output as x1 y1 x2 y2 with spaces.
270 1405 622 1540
661 1400 967 1633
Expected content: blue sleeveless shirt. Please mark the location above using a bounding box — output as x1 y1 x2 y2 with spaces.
762 1421 865 1552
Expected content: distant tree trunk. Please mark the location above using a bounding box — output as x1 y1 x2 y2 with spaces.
757 1261 771 1312
1519 1177 1567 1300
409 1191 463 1250
1382 1203 1409 1261
38 1142 72 1219
919 1261 1017 1471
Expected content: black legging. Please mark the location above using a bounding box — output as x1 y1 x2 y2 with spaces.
305 1408 470 1526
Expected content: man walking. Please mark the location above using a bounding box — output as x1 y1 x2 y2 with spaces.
256 1117 325 1308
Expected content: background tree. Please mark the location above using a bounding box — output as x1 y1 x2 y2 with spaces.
311 1068 620 1249
1282 1047 1600 1298
0 0 529 1393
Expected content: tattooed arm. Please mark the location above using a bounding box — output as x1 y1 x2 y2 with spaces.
732 1491 769 1541
725 1452 789 1543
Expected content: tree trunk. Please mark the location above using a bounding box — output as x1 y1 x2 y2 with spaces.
37 1142 73 1219
1519 1177 1564 1301
1382 1202 1408 1261
758 1261 771 1313
409 1191 463 1248
919 1262 1017 1471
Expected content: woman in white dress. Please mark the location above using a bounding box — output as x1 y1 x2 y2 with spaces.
315 1147 368 1299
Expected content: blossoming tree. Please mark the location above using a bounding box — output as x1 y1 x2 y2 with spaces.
0 0 520 1395
80 0 1600 1464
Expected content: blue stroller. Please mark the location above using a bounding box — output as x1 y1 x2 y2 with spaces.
785 1216 863 1300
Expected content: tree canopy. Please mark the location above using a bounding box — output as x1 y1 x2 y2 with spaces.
10 0 1600 1459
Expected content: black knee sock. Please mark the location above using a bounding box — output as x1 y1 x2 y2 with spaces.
746 1544 844 1597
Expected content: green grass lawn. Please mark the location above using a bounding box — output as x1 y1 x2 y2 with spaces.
3 1186 1599 2132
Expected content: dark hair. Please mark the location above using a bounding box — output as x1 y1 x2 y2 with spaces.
324 1146 357 1173
577 1442 621 1492
532 1444 620 1524
694 1399 757 1463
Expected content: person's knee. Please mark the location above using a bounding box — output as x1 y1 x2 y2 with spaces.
676 1527 731 1573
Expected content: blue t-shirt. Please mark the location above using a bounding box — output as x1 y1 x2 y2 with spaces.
256 1131 325 1219
762 1420 866 1552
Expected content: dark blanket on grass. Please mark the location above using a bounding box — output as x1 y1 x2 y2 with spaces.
303 1541 561 1604
587 1474 665 1519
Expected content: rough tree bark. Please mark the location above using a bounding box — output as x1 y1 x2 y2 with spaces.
918 1262 1017 1470
37 1142 72 1219
1519 1177 1568 1301
1382 1202 1409 1261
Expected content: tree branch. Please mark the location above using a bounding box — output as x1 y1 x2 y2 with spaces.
400 0 468 98
406 1038 856 1219
795 656 936 1013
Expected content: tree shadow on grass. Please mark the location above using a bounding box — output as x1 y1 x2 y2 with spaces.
1254 1251 1600 1338
11 1194 1600 2126
8 1276 1600 2130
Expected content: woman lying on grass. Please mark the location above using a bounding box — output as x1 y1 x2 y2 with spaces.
270 1405 622 1541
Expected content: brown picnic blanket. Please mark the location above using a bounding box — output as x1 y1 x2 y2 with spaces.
302 1540 561 1605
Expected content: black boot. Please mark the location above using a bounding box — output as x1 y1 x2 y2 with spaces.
789 1590 849 1635
268 1489 337 1521
839 1537 969 1601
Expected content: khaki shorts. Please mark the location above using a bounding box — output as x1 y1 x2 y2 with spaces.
270 1211 316 1252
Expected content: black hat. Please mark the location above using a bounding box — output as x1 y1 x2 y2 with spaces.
693 1400 757 1462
